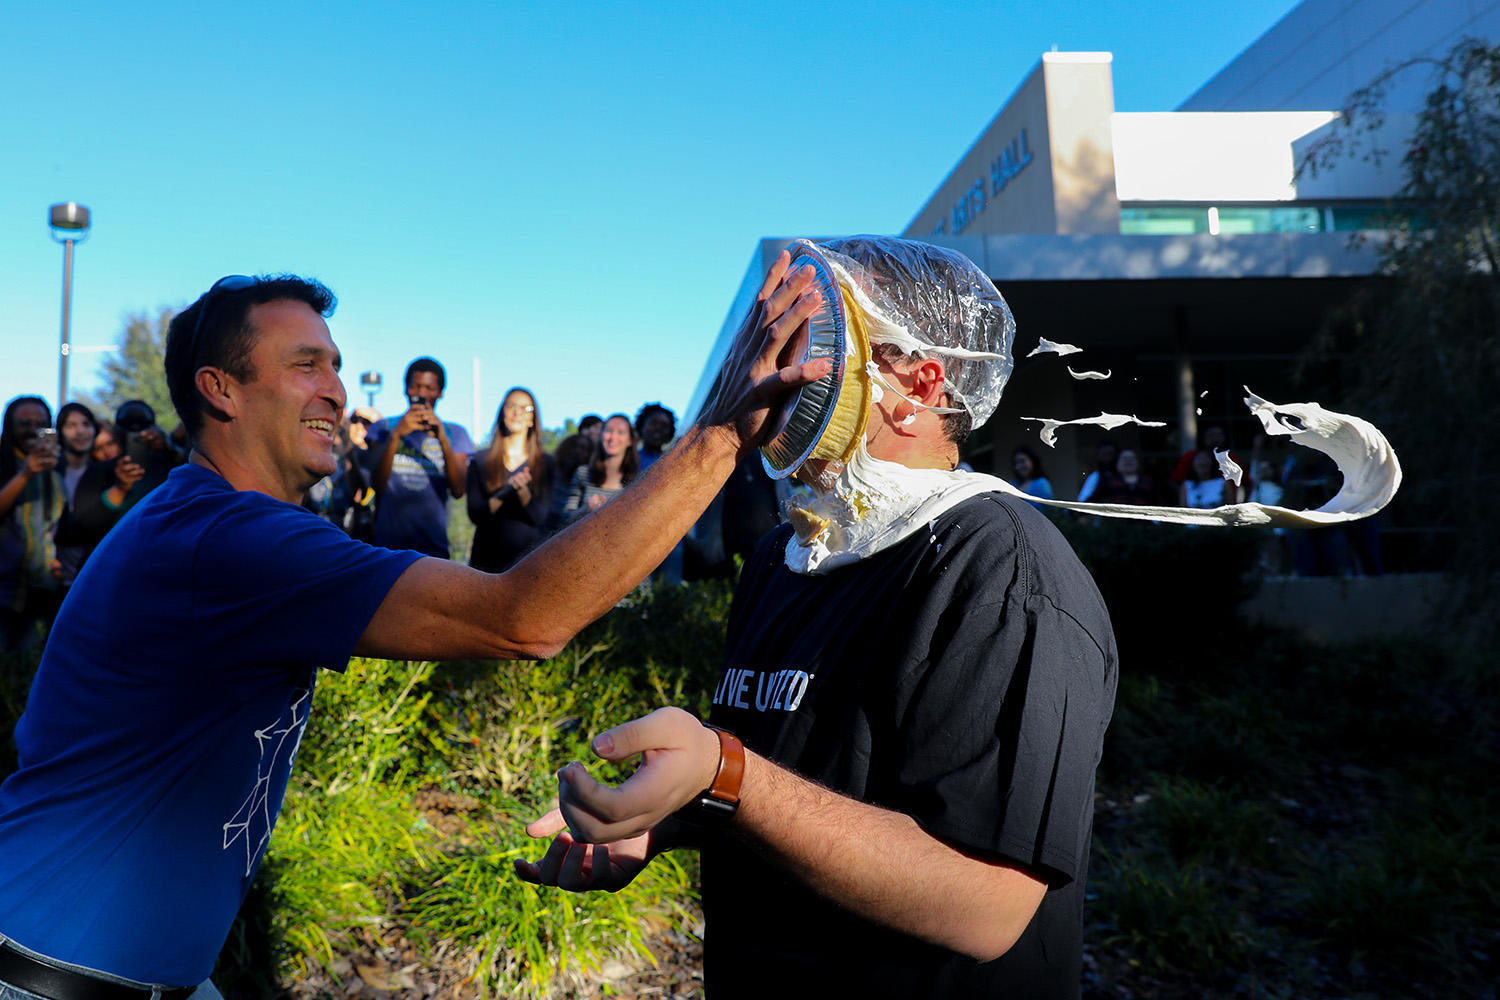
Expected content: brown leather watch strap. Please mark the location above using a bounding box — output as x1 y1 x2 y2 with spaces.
704 725 745 806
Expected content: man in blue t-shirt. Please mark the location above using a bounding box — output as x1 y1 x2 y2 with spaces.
0 258 831 1000
364 357 474 558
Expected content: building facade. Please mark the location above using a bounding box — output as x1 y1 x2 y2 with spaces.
688 0 1495 556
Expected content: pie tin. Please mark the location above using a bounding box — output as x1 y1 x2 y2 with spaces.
760 240 849 480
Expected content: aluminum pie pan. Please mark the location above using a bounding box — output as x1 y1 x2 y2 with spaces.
760 240 849 480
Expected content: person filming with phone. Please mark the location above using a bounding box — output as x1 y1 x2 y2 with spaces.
0 397 64 654
68 402 172 559
363 357 475 557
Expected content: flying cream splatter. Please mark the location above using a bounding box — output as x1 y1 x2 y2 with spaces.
1067 367 1112 380
1021 412 1168 448
1215 448 1244 487
1026 338 1084 358
1014 389 1402 528
783 387 1402 573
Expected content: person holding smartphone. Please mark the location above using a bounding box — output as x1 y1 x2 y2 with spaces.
69 402 167 560
363 357 475 557
0 396 64 654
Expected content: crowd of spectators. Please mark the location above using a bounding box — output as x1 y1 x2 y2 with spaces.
1056 426 1382 576
2 382 1387 658
0 346 709 655
1 396 189 654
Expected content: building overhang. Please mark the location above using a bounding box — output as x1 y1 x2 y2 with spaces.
685 231 1384 423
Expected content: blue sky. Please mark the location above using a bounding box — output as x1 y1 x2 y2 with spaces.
1 1 1302 437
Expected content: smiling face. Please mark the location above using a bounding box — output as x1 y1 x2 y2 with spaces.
502 390 535 437
61 410 96 457
601 415 633 459
1116 450 1140 477
226 299 347 501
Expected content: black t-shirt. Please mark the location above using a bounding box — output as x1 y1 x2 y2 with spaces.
703 493 1118 1000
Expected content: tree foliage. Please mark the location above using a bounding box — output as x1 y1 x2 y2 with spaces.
1301 39 1500 632
95 307 176 427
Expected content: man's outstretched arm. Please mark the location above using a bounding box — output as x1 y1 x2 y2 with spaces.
518 708 1047 962
356 252 828 662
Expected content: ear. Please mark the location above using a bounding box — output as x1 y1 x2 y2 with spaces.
194 367 240 423
908 358 948 407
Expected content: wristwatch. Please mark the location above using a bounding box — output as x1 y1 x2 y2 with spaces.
674 725 745 824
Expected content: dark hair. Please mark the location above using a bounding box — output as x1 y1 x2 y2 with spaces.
93 420 119 453
634 402 676 437
589 413 639 487
553 433 592 486
1 396 52 482
165 275 337 439
578 414 603 432
115 400 156 433
1012 445 1046 482
405 357 446 392
56 402 98 434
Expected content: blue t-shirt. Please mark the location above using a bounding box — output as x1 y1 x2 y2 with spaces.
0 464 422 986
363 419 474 558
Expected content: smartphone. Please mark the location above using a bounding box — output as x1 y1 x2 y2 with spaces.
408 395 435 432
125 430 152 468
34 428 58 456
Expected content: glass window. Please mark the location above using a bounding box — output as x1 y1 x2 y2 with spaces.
1120 206 1210 235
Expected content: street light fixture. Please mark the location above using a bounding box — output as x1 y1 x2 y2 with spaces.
49 202 92 408
360 370 383 408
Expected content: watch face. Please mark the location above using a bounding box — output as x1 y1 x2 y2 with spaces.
676 793 739 826
760 240 852 480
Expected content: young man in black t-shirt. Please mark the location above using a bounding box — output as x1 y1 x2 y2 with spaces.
519 237 1119 999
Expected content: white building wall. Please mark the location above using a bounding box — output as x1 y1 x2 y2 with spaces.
1112 111 1338 202
1178 0 1500 114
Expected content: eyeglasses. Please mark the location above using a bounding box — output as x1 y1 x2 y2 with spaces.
187 274 257 368
503 403 535 413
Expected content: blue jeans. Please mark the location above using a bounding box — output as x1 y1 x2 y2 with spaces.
0 934 220 1000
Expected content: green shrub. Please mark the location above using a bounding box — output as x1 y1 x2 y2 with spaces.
1093 848 1259 974
214 579 734 998
1145 775 1280 868
0 650 40 777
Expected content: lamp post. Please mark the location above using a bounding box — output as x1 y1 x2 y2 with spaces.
360 370 383 408
48 202 92 408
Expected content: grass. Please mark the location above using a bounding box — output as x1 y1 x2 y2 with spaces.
4 529 1497 999
1086 630 1500 999
215 576 734 999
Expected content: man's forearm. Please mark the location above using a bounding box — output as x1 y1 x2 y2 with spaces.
729 750 1046 962
485 424 741 652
